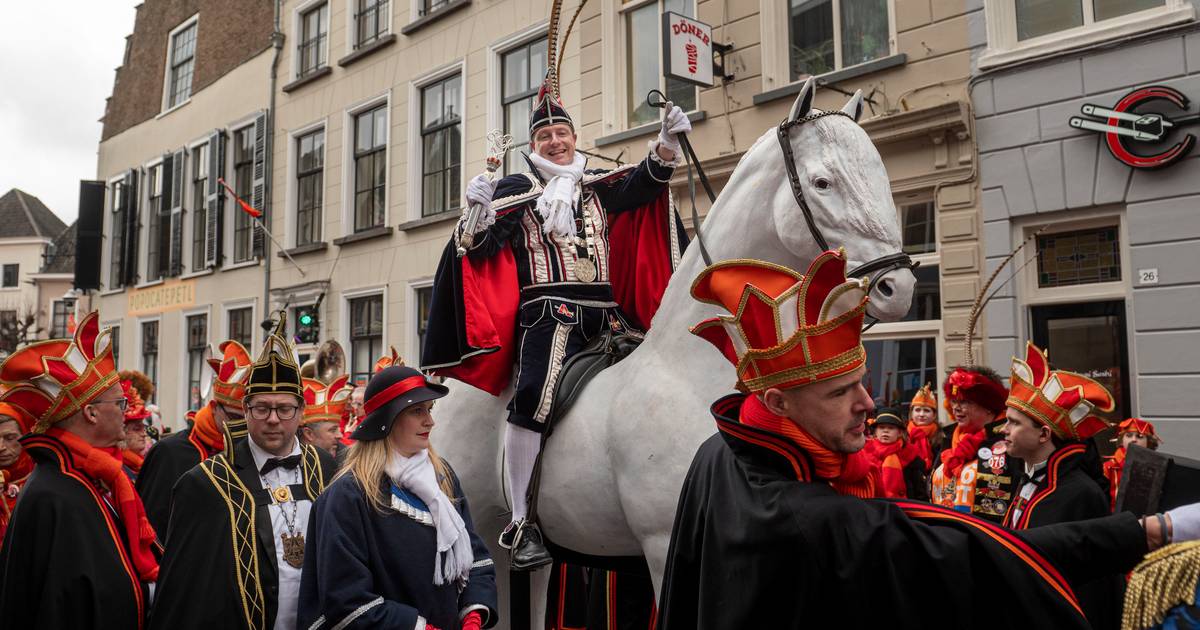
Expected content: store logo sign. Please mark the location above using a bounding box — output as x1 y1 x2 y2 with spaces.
1069 85 1197 170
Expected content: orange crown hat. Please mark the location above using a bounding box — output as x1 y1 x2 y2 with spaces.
302 375 353 425
121 379 151 423
1117 417 1157 438
374 346 404 374
911 383 937 410
0 311 118 432
0 401 34 434
690 249 870 394
207 340 253 407
1007 341 1115 440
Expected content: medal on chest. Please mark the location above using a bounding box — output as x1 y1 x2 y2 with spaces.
268 471 305 569
281 532 305 569
574 258 597 282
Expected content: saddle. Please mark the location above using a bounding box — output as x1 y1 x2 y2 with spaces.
546 330 642 436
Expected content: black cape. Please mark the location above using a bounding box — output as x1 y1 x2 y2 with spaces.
149 438 334 630
0 433 151 629
298 465 498 629
657 394 1148 629
136 426 211 535
1004 442 1120 630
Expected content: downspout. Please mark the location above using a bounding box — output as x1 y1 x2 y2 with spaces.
265 0 284 321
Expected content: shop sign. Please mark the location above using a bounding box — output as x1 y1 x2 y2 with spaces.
1069 85 1198 170
662 12 714 87
127 279 196 316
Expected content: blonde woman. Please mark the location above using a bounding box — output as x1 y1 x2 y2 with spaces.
299 366 497 630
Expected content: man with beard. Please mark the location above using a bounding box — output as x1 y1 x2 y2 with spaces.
0 404 32 545
136 340 253 534
0 313 159 628
657 250 1200 629
150 316 334 630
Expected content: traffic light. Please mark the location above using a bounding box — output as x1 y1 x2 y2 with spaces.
294 305 320 345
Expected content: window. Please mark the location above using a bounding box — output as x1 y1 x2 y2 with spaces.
354 0 389 49
900 201 935 255
147 163 166 282
353 105 388 231
110 181 126 289
233 127 255 262
1036 226 1121 288
167 20 197 109
296 129 325 246
1016 0 1163 40
501 39 548 174
141 321 159 395
0 311 16 354
421 75 462 217
186 314 208 411
299 3 329 77
902 265 942 322
789 0 890 79
50 299 75 338
228 307 254 348
111 325 121 368
862 337 938 410
1 264 17 288
625 0 697 128
415 286 433 358
349 294 383 384
191 143 209 271
418 0 450 15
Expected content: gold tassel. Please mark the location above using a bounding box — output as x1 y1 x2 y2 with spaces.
1122 540 1200 630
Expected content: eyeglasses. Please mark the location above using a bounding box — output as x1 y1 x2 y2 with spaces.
246 404 300 421
91 398 130 412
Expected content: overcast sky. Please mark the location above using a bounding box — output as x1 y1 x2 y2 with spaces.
0 2 139 225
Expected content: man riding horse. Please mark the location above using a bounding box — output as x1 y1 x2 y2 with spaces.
422 71 690 570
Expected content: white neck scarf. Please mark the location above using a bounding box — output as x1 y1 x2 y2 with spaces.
528 151 586 238
386 449 473 586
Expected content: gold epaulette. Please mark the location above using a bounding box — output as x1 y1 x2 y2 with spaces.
1122 540 1200 630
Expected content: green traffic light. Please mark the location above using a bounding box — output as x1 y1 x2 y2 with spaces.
299 313 314 326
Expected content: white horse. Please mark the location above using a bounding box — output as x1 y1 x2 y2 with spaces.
435 78 918 627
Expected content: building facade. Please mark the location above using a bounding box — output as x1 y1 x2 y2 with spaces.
0 189 71 354
971 0 1200 455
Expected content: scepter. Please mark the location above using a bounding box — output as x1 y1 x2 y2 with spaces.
456 130 514 257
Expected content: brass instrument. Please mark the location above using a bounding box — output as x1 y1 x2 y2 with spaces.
314 339 347 385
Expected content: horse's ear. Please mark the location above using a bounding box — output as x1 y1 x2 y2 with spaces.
788 77 816 122
841 90 864 122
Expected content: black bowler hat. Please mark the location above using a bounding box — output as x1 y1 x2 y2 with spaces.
869 407 906 432
351 366 449 442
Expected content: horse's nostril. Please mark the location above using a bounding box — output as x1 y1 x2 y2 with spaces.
876 278 894 298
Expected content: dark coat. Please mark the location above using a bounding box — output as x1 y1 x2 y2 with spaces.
657 394 1148 630
0 433 150 629
135 427 210 536
1004 442 1120 630
298 465 498 630
149 438 335 630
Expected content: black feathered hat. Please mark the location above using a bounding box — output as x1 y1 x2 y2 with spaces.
529 71 574 136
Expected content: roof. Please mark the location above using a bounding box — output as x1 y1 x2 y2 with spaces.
0 189 68 239
40 222 77 274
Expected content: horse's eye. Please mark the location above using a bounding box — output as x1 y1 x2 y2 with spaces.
813 177 832 191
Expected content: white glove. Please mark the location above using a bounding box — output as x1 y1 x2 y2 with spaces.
657 102 691 154
1166 502 1200 543
465 173 498 208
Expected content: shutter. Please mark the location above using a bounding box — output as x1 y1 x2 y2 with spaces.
251 111 268 257
158 153 173 278
169 148 185 276
205 129 226 268
121 169 140 286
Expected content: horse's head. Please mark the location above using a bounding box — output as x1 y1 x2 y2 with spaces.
769 78 916 321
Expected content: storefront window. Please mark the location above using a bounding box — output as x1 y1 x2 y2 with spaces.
1036 225 1121 288
862 337 938 411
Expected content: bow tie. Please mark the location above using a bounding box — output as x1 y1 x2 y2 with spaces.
260 455 302 475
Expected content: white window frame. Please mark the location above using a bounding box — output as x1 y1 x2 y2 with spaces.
179 306 212 419
342 91 392 234
225 115 260 269
102 173 127 295
407 277 434 363
0 264 18 289
136 315 163 390
181 134 214 279
286 118 329 248
979 0 1193 68
759 0 898 94
860 328 947 421
1014 208 1130 308
406 63 465 222
341 285 389 385
293 0 330 80
161 14 200 115
486 23 549 151
137 159 165 288
345 0 393 55
601 0 705 134
223 298 259 350
103 320 123 369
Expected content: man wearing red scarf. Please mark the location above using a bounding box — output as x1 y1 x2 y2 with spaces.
0 403 33 546
136 339 253 535
120 380 153 482
657 250 1189 629
929 363 1017 523
1103 418 1160 510
0 312 158 629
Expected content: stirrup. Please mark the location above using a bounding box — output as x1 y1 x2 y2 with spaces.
498 519 522 550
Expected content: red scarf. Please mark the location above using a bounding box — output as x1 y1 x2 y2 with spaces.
906 420 938 469
121 449 144 474
940 423 987 478
740 395 878 498
190 404 225 455
46 427 158 582
864 439 918 498
1103 447 1126 509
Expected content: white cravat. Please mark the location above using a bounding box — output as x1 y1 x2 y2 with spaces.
247 437 311 630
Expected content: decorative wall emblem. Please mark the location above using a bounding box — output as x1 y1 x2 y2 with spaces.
1069 86 1197 169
